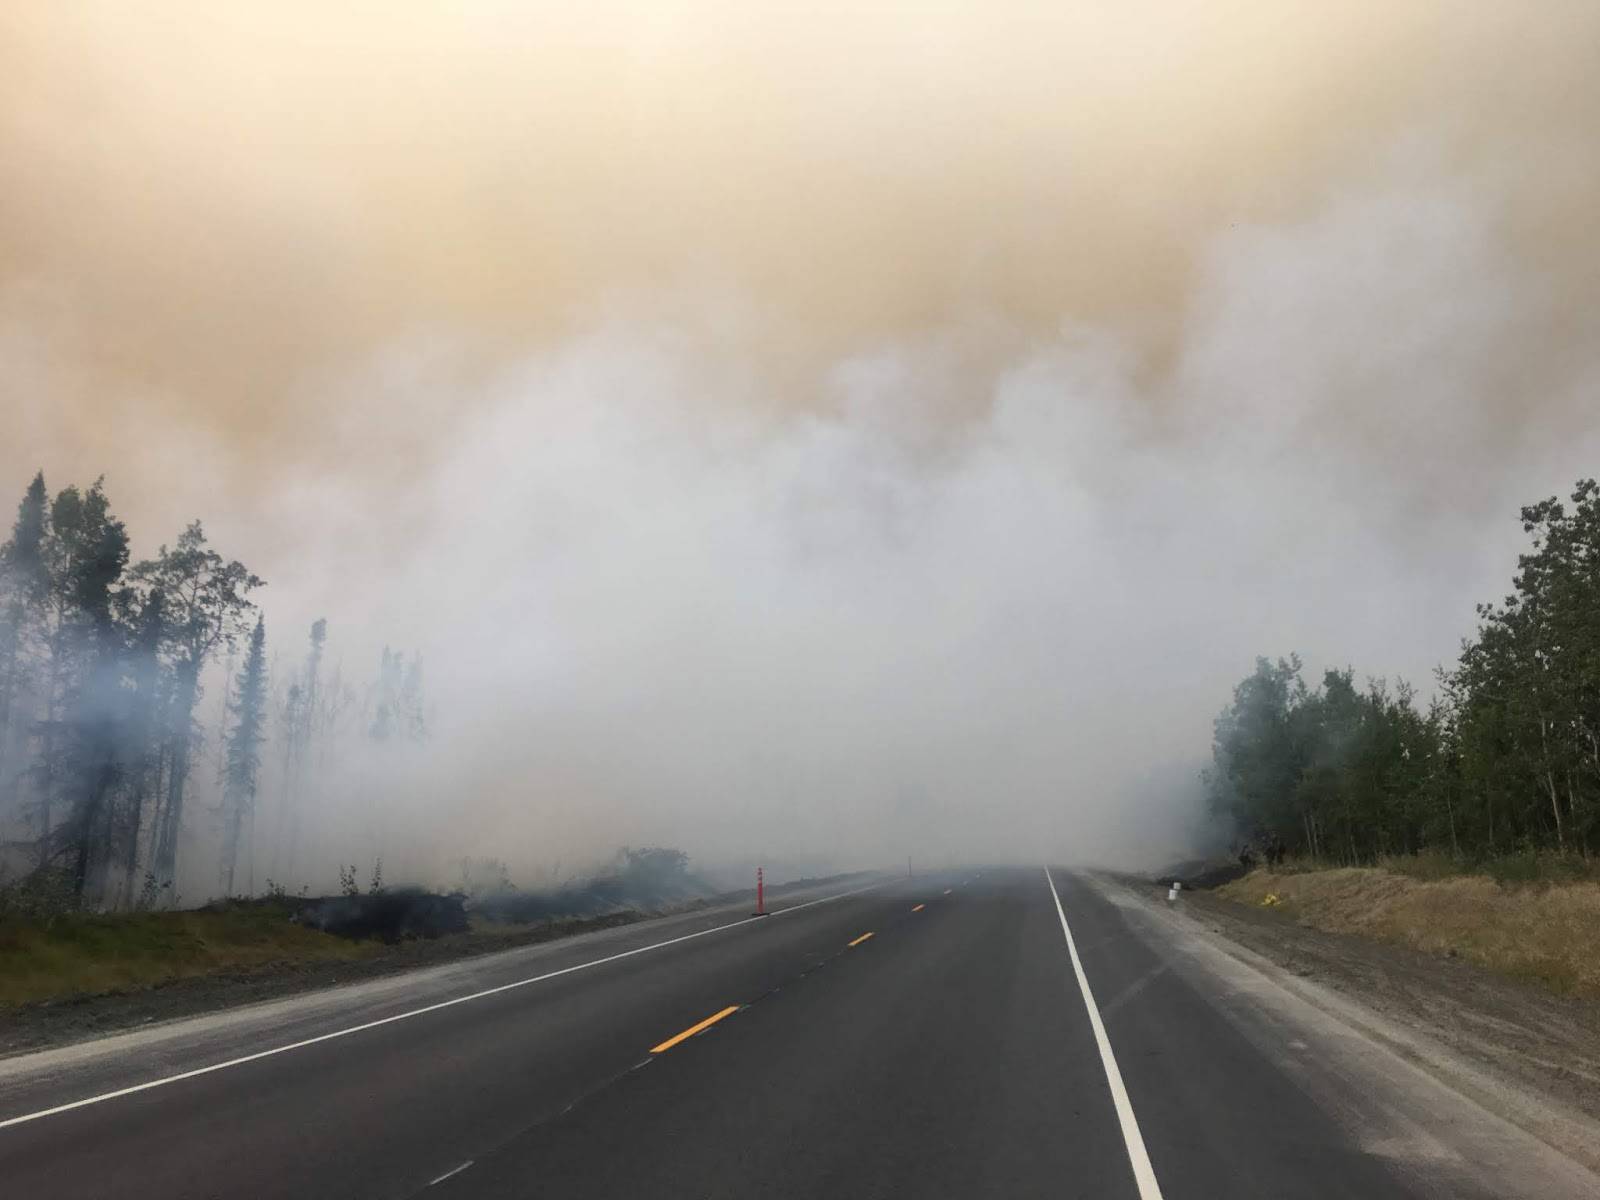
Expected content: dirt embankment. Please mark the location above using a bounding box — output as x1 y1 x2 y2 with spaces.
1216 867 1600 997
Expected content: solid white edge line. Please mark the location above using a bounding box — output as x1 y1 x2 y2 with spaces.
0 879 886 1132
1044 866 1164 1200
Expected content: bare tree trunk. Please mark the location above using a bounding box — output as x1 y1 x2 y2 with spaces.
0 613 21 822
1569 772 1587 857
72 757 116 906
1540 715 1566 851
36 682 57 868
154 662 200 891
219 783 244 897
118 766 147 909
121 750 165 909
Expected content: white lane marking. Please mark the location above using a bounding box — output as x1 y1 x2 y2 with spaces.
1045 867 1164 1200
428 1160 474 1186
0 881 886 1132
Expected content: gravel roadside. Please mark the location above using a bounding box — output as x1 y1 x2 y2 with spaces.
1167 881 1600 1135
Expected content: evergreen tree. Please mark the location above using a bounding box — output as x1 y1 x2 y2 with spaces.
219 615 268 896
45 479 131 895
0 472 50 823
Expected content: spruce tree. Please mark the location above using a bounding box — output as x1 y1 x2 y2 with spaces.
219 615 268 895
0 472 50 822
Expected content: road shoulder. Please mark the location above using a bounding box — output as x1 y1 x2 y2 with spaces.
0 876 870 1061
1097 873 1600 1185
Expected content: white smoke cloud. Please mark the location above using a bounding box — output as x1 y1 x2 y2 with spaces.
207 155 1598 893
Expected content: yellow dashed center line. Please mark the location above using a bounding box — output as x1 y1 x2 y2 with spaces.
848 931 875 947
911 904 925 912
650 1005 740 1054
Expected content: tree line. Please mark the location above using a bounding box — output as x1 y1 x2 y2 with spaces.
0 472 429 910
1207 478 1600 864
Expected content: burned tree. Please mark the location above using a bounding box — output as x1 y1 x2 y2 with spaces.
130 522 263 890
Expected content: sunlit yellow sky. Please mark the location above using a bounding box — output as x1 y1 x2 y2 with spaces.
4 4 1600 876
6 3 1596 493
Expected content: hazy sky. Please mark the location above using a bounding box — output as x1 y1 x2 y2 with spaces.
4 4 1598 879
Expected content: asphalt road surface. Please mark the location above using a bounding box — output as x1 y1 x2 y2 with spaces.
1 868 1595 1198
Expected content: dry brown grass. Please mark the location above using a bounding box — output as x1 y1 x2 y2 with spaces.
1217 867 1600 997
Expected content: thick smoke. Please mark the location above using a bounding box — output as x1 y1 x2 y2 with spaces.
233 159 1596 889
2 6 1598 894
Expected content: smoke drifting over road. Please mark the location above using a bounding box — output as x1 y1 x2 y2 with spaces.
3 5 1598 890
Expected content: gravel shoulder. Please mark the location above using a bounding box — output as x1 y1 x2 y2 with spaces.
1162 879 1600 1166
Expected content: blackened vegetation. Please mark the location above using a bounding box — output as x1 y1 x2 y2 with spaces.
294 889 470 942
469 847 714 924
1208 478 1600 865
290 846 709 942
1158 858 1252 891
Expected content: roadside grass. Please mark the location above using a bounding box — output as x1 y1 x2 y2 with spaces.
0 876 822 1019
0 903 657 1015
1380 848 1600 886
1217 865 1600 997
0 901 378 1010
1258 849 1600 885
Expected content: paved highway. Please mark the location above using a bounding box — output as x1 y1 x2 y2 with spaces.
1 868 1595 1198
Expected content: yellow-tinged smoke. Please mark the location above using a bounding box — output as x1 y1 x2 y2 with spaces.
5 4 1596 474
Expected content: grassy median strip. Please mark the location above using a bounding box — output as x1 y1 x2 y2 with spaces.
649 1005 740 1053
